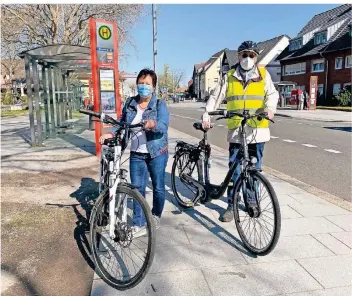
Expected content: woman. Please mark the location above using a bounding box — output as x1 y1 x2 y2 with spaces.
99 68 169 237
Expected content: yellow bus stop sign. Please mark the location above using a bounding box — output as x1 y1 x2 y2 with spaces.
98 25 112 40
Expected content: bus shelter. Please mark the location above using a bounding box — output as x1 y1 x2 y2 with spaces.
19 45 91 146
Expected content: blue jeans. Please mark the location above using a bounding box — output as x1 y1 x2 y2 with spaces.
227 142 265 203
130 151 168 226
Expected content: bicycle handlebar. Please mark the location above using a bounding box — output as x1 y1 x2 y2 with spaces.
79 108 101 119
208 109 274 123
79 109 145 129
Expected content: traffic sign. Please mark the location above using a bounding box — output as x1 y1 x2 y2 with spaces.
98 25 111 40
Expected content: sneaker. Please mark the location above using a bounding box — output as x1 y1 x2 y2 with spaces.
132 225 147 238
219 203 234 222
153 215 160 230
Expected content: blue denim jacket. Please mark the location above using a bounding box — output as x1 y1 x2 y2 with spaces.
120 94 169 159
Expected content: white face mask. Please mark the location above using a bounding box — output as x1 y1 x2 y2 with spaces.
240 57 255 71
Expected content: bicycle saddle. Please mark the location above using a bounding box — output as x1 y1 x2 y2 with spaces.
193 122 213 133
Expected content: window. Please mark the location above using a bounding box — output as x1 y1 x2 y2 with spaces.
289 38 303 51
297 85 306 91
333 84 341 95
345 55 352 68
284 62 306 75
314 32 327 45
311 59 325 72
335 57 343 69
318 84 324 96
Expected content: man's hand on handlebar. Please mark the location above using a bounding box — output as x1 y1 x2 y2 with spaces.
265 109 274 120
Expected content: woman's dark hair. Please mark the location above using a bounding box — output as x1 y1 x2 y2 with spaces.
136 68 157 88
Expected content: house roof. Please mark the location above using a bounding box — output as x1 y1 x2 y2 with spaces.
298 4 351 37
277 5 351 61
203 48 227 72
223 35 289 68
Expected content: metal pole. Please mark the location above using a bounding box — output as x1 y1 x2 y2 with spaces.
24 54 36 146
32 58 43 145
47 67 56 137
54 68 61 127
63 73 68 121
42 66 50 137
152 4 157 92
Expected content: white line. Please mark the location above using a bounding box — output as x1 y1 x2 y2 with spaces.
170 113 196 120
302 144 317 148
324 149 342 154
283 139 296 143
297 123 302 125
217 124 224 127
270 136 279 139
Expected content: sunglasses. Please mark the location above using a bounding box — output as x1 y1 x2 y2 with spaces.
242 53 256 59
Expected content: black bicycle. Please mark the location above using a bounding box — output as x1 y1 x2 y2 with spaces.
79 109 155 290
171 109 281 255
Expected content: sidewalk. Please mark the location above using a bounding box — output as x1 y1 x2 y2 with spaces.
91 127 352 296
275 108 352 122
169 101 352 122
1 116 351 296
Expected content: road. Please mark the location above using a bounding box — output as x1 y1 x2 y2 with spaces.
168 103 352 201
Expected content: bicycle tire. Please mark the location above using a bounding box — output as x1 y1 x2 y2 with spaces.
90 185 155 290
233 171 281 255
171 151 202 208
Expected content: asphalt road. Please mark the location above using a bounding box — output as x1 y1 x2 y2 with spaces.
168 104 352 202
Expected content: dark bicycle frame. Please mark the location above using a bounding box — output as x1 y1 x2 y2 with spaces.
175 109 270 205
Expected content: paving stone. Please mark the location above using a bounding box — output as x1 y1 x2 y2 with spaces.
202 260 321 296
281 205 304 219
324 215 352 232
297 255 352 288
312 233 352 255
149 243 246 274
242 235 334 264
91 269 212 296
281 217 344 236
289 203 350 217
330 232 352 248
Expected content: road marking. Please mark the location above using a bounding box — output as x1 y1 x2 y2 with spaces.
171 114 197 120
270 136 279 139
324 149 342 154
302 144 317 148
297 123 302 125
283 139 296 143
217 124 224 127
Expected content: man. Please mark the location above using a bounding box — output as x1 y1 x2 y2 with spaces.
202 41 279 222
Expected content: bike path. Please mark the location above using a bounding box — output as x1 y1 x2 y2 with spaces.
90 127 352 296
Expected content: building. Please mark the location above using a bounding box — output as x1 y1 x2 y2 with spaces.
191 62 205 99
277 4 352 106
119 72 137 100
222 35 290 83
199 49 227 100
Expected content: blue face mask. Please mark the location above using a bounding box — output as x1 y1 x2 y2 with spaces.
137 84 153 98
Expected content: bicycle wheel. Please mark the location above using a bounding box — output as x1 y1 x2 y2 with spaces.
171 151 203 208
90 185 155 290
233 171 281 255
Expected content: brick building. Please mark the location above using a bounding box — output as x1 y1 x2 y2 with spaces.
277 4 351 106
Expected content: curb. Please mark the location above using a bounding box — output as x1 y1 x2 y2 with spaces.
168 126 351 212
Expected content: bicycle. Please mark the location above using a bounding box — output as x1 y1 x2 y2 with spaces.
79 109 155 290
171 109 281 255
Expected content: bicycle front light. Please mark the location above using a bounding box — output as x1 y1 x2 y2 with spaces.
250 157 257 164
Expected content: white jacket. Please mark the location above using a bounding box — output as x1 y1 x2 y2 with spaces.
203 65 279 144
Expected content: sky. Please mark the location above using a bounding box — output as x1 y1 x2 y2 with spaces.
119 4 340 85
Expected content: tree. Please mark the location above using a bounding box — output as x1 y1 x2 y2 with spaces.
1 4 145 52
158 64 185 94
129 84 136 96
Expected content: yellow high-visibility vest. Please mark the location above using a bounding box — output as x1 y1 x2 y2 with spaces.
226 67 268 129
